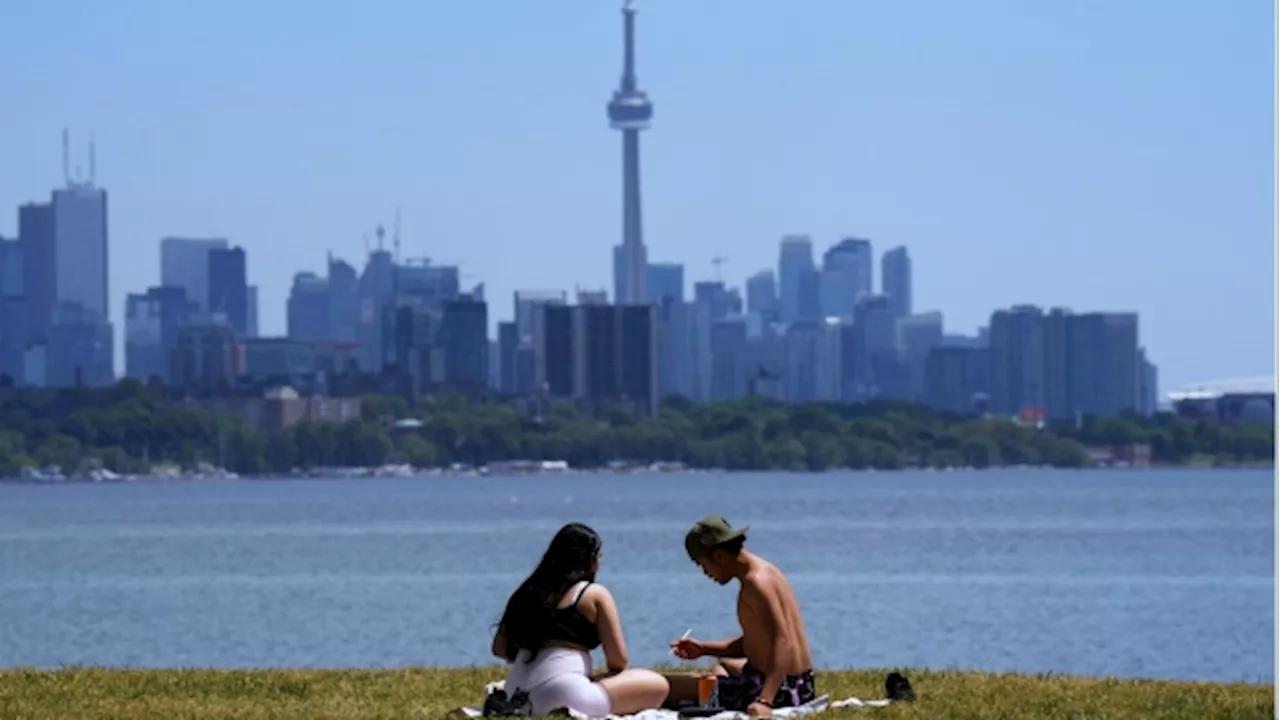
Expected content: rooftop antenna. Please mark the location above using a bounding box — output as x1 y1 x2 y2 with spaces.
61 128 70 185
393 207 402 262
712 254 729 282
88 135 97 186
375 224 386 251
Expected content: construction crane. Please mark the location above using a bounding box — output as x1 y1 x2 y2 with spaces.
711 255 729 281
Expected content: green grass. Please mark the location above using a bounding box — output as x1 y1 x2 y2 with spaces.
0 667 1271 719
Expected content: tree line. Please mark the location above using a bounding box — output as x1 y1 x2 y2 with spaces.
0 379 1271 477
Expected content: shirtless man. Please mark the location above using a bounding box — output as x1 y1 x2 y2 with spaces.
664 516 815 718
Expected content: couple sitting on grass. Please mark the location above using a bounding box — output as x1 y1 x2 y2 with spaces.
490 517 816 718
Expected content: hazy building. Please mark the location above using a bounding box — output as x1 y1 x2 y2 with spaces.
1066 312 1140 418
287 272 331 342
513 290 567 394
52 184 109 320
245 285 259 338
170 317 242 390
125 286 196 383
440 297 489 393
820 238 873 319
925 346 990 415
1041 307 1073 420
243 337 317 380
693 281 739 321
881 246 912 319
709 317 749 401
18 202 55 339
988 305 1046 416
854 293 900 398
1138 348 1159 415
537 303 658 417
815 317 845 402
161 237 228 314
646 262 684 305
898 311 943 402
46 302 113 387
327 256 359 343
0 238 25 381
778 235 816 324
208 246 248 335
497 321 518 394
745 270 779 321
783 320 822 403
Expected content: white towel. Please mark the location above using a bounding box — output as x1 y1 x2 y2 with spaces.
451 681 894 719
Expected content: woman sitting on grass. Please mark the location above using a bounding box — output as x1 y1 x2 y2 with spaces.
491 522 668 718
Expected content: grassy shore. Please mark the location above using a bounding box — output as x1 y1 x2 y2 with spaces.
0 667 1272 719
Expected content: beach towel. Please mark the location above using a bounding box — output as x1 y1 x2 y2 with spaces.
451 681 898 719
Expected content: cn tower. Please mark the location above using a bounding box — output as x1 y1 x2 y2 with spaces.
608 0 652 305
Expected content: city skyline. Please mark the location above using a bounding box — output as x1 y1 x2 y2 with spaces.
0 0 1272 391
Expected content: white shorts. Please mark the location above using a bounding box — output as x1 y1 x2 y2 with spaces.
505 647 611 718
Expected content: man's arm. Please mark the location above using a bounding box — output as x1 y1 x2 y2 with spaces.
742 578 791 707
700 636 745 659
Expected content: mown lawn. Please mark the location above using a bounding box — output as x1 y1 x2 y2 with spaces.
0 667 1272 719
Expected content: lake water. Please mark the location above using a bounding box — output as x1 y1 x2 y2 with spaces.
0 469 1273 683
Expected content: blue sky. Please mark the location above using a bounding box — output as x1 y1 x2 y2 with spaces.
0 0 1273 392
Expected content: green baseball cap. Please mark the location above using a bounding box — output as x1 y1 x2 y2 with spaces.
684 515 750 561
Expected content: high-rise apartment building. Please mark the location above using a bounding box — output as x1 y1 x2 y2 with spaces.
988 305 1141 420
988 305 1046 416
881 246 912 319
537 302 658 417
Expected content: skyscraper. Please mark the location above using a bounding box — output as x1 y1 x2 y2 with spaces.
161 237 229 314
18 202 55 340
778 235 817 323
881 246 912 319
745 270 779 321
245 285 259 338
207 246 248 335
608 0 654 305
52 184 109 320
820 238 873 319
646 262 684 304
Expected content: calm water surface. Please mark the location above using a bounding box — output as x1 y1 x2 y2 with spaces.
0 469 1272 682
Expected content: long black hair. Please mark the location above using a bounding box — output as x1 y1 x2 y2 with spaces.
496 522 602 663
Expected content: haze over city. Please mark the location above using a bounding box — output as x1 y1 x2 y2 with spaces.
0 0 1273 392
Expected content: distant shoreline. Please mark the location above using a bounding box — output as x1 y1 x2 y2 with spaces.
2 461 1272 486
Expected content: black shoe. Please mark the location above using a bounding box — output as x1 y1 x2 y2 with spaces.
885 672 916 702
482 688 534 716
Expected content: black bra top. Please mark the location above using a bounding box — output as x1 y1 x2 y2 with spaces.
546 582 601 650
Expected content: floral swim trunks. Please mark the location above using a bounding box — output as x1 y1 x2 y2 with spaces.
716 665 817 711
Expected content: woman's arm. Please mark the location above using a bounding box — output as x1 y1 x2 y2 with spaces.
588 585 630 673
491 624 508 660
